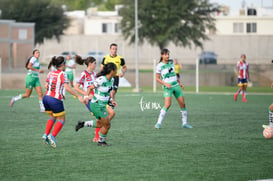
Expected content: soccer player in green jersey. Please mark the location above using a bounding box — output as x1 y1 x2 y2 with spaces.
78 63 117 146
154 48 192 129
10 49 45 112
263 82 273 129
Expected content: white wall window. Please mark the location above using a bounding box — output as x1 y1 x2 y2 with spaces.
102 23 113 33
246 23 257 33
233 23 244 33
114 23 121 33
19 29 27 40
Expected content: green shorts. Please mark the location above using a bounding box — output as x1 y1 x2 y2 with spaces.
90 102 108 120
163 85 184 98
25 75 41 89
66 72 74 82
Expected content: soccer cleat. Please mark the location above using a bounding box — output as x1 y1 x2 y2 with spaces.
42 134 50 145
75 121 85 132
242 99 248 103
155 123 161 129
93 137 99 142
234 93 238 101
10 97 16 107
182 123 193 129
48 134 57 148
97 141 111 146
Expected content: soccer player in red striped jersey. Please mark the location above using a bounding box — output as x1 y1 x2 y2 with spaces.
234 54 250 102
42 56 84 148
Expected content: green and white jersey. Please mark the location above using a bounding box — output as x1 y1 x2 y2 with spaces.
91 76 114 105
27 56 40 78
65 59 75 73
156 60 178 88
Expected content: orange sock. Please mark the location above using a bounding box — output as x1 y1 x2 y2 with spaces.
52 120 65 137
45 119 55 135
95 128 100 138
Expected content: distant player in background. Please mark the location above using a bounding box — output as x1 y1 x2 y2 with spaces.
234 54 250 102
174 59 183 80
101 43 127 105
65 54 76 87
42 56 84 148
76 63 117 146
262 82 273 129
10 49 45 112
74 55 115 142
154 48 192 129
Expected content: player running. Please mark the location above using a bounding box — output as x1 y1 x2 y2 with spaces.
76 63 117 146
42 56 84 148
74 55 115 142
10 49 45 112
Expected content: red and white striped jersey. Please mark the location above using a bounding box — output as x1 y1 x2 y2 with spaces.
237 61 249 79
45 69 68 100
77 70 96 95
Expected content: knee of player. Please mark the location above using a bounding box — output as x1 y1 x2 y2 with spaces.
105 121 111 129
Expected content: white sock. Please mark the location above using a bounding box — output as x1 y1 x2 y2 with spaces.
84 120 94 127
269 111 273 128
14 94 23 101
39 100 45 110
157 108 166 125
181 110 187 125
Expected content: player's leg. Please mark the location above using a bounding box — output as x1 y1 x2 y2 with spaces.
97 116 111 146
242 83 248 102
155 89 171 129
93 106 115 142
34 84 45 112
234 78 242 101
263 103 273 129
174 86 192 128
42 96 56 145
46 98 66 148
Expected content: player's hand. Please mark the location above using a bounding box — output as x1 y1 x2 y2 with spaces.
119 72 124 78
271 83 273 88
78 96 84 104
165 83 172 89
180 83 184 90
112 100 118 108
39 70 44 73
83 96 89 104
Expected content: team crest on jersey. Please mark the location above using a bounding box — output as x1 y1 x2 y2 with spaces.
103 111 107 115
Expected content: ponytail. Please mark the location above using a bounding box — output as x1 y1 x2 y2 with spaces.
25 56 32 69
48 56 65 69
75 54 96 67
26 49 39 69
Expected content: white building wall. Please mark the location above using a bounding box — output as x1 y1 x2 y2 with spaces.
215 16 273 35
